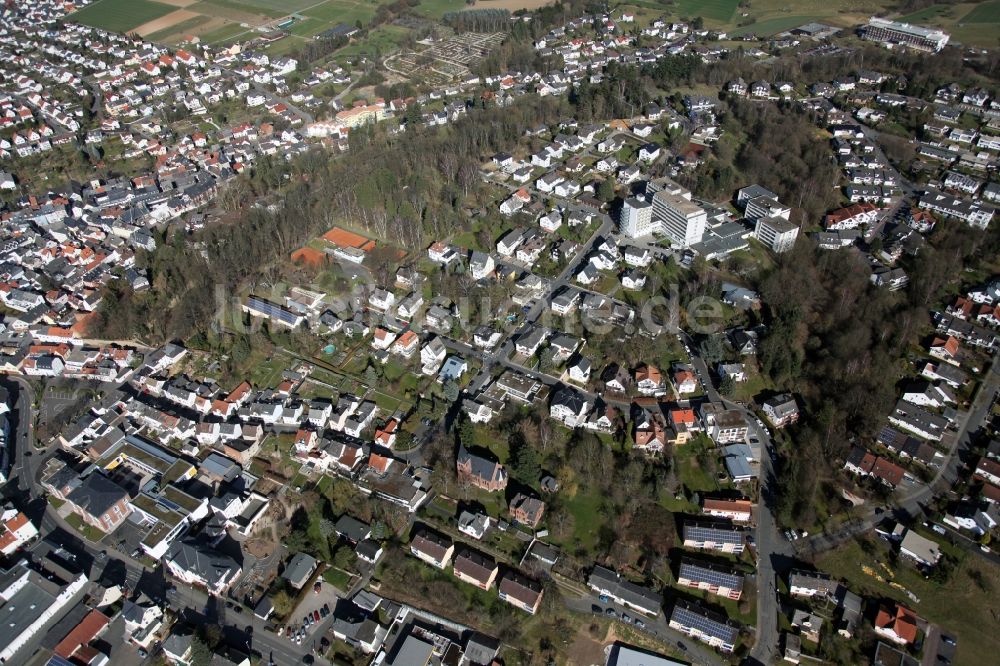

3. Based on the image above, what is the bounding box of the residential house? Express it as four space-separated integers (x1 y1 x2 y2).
549 386 590 428
165 541 242 595
635 364 666 395
900 530 942 567
672 369 697 395
762 394 799 428
677 559 744 600
456 445 508 491
509 493 546 529
702 497 753 523
458 511 491 540
669 601 739 653
874 603 918 646
682 521 745 554
789 569 837 598
452 548 499 590
791 609 824 644
410 527 455 569
587 566 663 617
498 571 544 614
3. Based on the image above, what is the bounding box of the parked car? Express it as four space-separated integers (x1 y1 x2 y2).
313 609 321 622
605 608 617 618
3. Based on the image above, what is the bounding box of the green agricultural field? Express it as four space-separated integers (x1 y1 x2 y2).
675 0 738 23
302 0 380 25
241 0 325 12
68 0 175 33
196 0 286 19
732 15 820 36
962 0 1000 23
891 2 1000 46
897 4 957 23
416 0 469 19
145 14 212 43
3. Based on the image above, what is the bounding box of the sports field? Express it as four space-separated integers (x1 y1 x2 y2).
69 0 176 33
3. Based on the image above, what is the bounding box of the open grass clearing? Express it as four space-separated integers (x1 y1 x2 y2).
675 0 738 23
817 537 1000 666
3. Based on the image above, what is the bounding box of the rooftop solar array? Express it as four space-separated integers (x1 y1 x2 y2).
246 297 300 326
671 602 739 643
678 560 744 591
683 521 745 544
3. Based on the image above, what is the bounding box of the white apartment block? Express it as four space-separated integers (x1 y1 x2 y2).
754 215 799 253
618 197 654 238
651 189 706 247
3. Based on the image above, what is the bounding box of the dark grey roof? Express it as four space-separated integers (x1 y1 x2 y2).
335 515 371 543
168 541 241 587
282 552 318 584
66 472 129 518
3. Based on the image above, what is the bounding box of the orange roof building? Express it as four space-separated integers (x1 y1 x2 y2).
368 453 393 474
53 609 110 662
875 604 918 645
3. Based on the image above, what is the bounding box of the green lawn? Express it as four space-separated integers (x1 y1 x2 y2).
553 488 605 553
322 566 354 591
240 0 323 12
962 1 1000 23
249 352 291 388
817 538 1000 666
676 0 738 23
674 436 723 495
69 0 175 33
64 512 106 543
336 24 411 58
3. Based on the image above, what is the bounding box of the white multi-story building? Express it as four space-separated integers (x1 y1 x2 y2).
862 17 950 53
651 190 706 247
754 215 799 253
617 197 654 238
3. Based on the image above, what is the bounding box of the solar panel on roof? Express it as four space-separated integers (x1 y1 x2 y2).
679 561 743 590
672 604 739 642
684 523 744 544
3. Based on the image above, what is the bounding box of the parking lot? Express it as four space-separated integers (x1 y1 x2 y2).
278 576 340 645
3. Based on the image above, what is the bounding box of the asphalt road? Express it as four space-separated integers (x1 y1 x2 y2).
795 351 1000 559
678 332 792 663
562 592 726 666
